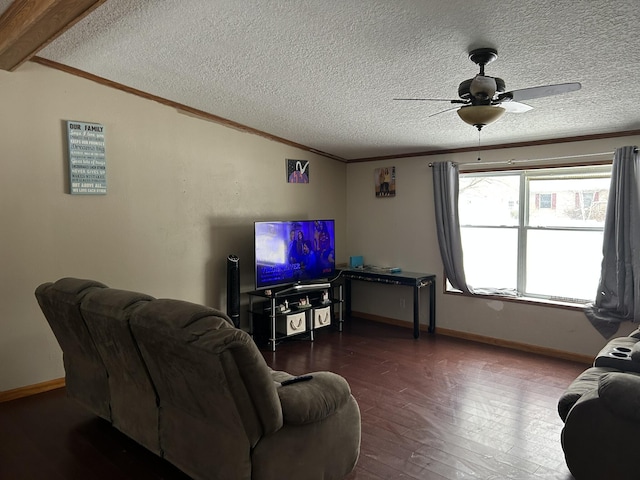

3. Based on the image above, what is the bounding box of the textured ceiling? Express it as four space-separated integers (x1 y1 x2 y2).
5 0 640 160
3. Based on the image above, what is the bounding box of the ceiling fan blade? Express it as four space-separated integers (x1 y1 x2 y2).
501 82 581 102
393 98 464 102
501 101 533 113
428 106 460 118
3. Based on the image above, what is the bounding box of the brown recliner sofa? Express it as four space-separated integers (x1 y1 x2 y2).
35 278 111 420
36 278 361 480
558 328 640 480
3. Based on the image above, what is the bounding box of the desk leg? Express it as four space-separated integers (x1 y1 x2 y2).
249 296 254 337
428 281 436 333
345 278 352 317
413 285 420 339
270 297 277 352
338 283 344 331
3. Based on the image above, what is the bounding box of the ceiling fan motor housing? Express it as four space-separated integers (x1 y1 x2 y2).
458 77 505 101
459 47 505 103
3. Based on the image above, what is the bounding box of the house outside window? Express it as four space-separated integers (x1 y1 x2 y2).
453 164 611 304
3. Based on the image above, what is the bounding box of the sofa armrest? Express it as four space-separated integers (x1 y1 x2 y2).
598 371 640 421
558 367 618 422
275 371 352 425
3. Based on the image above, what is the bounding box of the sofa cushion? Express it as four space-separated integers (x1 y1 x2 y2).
558 366 618 422
80 288 159 453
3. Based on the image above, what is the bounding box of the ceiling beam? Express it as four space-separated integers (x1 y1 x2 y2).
0 0 106 71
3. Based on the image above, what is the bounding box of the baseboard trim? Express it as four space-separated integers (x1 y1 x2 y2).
0 378 65 403
351 311 592 365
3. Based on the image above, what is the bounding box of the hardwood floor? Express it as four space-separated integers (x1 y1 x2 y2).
0 317 586 479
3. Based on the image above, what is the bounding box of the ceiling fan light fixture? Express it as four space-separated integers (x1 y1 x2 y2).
457 105 505 130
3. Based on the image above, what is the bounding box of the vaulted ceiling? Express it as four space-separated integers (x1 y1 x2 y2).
2 0 639 162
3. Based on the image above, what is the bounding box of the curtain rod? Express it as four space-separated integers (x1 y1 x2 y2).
427 149 638 167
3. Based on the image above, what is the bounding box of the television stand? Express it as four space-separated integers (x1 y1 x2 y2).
247 281 343 351
277 281 332 296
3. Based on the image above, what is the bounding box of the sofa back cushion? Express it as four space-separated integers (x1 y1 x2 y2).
35 278 111 420
130 298 282 480
80 288 159 453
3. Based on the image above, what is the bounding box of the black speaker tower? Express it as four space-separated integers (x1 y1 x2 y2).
226 254 240 327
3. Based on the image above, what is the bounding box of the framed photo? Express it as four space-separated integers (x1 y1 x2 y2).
374 166 395 197
287 159 309 183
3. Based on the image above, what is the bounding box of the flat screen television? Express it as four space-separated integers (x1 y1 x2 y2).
254 219 336 290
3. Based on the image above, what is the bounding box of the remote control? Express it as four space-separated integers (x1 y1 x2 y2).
280 375 313 386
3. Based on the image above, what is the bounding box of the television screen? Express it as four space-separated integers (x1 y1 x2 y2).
255 219 336 289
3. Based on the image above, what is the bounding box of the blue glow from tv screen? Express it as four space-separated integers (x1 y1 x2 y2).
255 219 335 289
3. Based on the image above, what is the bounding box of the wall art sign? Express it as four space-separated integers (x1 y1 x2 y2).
67 120 106 195
287 159 309 183
374 166 396 197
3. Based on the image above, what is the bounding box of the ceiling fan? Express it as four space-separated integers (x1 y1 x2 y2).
395 48 581 131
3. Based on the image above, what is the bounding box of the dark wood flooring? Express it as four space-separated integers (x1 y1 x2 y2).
0 317 586 479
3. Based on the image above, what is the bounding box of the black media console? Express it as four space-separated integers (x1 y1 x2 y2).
247 282 343 352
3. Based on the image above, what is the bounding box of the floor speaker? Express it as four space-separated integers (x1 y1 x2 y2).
226 254 240 327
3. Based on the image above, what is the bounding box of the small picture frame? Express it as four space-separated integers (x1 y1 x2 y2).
287 159 310 183
375 166 396 197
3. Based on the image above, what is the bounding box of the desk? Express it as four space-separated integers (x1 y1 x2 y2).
341 269 436 338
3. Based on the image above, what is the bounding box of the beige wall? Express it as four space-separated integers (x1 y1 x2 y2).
2 61 639 393
0 62 346 391
346 136 640 359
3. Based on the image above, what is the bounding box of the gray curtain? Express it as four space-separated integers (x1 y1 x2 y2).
585 146 640 338
432 161 472 294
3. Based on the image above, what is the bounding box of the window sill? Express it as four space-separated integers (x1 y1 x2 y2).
444 289 588 312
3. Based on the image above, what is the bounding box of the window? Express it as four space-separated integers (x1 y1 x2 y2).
455 165 611 303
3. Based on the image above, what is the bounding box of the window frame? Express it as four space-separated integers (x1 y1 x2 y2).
447 161 612 308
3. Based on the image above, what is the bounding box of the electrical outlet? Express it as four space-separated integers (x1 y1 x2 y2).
400 298 406 309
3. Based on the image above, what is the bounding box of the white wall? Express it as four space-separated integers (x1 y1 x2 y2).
346 136 640 358
0 62 346 391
